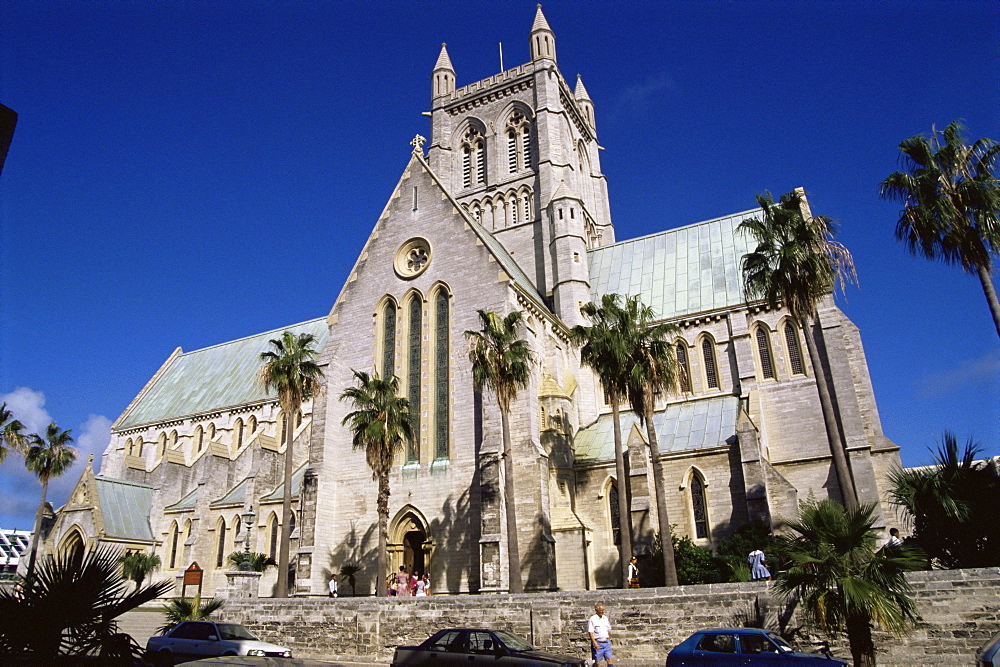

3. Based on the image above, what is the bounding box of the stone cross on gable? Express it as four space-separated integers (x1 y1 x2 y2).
410 134 426 156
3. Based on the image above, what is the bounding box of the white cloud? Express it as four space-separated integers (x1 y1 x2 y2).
0 388 112 529
916 349 1000 400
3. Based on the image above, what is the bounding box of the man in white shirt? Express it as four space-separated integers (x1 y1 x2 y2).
587 603 613 665
328 573 338 598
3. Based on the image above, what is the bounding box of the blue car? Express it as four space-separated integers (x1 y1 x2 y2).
667 628 847 666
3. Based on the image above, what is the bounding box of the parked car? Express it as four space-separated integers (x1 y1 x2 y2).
978 630 1000 666
146 621 292 664
393 628 585 665
667 628 847 666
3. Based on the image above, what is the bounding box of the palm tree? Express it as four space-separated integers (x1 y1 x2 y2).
619 295 681 586
879 120 1000 337
888 432 999 569
570 294 635 588
740 190 859 510
0 402 25 463
775 499 923 667
465 309 535 594
258 330 324 597
121 551 161 591
339 563 361 596
24 422 77 581
0 545 172 663
340 370 414 597
156 597 226 635
226 551 277 572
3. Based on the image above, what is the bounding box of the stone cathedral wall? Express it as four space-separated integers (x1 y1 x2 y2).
216 567 1000 665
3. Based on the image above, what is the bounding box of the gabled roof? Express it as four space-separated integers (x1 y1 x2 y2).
115 318 329 429
211 476 252 508
574 395 739 465
93 476 155 541
588 209 758 320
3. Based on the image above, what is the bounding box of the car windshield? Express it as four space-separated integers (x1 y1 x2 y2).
766 632 792 651
493 631 534 652
216 624 258 641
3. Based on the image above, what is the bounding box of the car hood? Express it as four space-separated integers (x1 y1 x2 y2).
225 639 290 652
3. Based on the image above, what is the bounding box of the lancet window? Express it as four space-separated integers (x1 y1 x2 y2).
406 297 422 463
784 321 804 375
691 474 709 539
609 481 621 546
461 126 486 189
505 109 532 174
702 337 719 389
434 290 450 459
676 342 692 392
382 301 397 378
756 327 775 379
216 518 227 567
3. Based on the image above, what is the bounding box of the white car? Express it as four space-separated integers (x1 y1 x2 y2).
146 620 292 664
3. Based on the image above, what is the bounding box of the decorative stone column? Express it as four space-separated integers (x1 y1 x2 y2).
216 570 262 599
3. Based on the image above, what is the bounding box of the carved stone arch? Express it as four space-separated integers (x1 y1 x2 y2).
599 474 622 547
388 505 432 577
428 280 453 299
59 525 87 566
680 466 711 541
497 100 534 128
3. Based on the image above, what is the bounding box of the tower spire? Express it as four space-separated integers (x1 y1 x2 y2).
432 43 456 99
574 74 596 130
529 5 556 62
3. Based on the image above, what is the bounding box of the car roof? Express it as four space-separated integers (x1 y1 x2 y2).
695 628 773 634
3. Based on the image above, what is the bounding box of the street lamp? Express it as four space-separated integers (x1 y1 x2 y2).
239 505 256 571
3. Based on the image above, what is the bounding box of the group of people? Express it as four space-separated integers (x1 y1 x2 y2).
388 565 430 597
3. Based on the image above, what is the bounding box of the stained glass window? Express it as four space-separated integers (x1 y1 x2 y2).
407 298 421 463
702 338 719 389
691 476 708 539
434 291 450 459
610 482 621 545
785 322 804 375
382 301 396 378
756 327 775 379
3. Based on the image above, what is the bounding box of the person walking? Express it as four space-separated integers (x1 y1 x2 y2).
395 565 411 597
328 573 338 598
587 603 613 666
748 549 771 581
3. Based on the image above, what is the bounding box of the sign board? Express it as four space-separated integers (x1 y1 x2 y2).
183 562 203 586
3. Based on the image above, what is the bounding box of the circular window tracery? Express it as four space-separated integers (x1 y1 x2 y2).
394 237 432 279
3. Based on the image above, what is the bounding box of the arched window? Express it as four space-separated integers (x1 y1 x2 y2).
233 418 244 451
169 430 178 449
504 109 531 173
207 423 215 442
232 515 242 550
609 481 621 546
406 297 422 463
169 521 179 568
268 513 279 561
522 192 531 223
125 437 133 455
216 518 227 568
702 338 719 390
434 289 450 459
691 475 709 539
382 301 397 378
676 342 692 392
247 416 257 436
195 426 204 453
461 126 486 188
157 432 167 458
784 321 805 375
756 327 775 379
509 197 519 225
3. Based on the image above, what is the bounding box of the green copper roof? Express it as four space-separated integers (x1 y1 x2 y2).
116 318 329 429
588 209 758 320
260 463 307 502
164 487 197 512
574 395 739 465
94 476 154 541
211 476 252 508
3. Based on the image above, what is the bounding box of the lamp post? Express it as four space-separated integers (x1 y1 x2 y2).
239 506 256 571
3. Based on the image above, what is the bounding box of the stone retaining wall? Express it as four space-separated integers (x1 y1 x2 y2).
218 567 1000 665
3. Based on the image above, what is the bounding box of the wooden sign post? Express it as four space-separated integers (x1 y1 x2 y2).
181 561 204 602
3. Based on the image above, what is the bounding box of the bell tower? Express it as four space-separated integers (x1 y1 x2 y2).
427 6 615 322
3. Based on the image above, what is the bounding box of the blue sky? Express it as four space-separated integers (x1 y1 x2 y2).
1 1 997 530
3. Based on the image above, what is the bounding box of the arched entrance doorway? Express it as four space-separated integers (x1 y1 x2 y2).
60 528 86 570
388 507 431 579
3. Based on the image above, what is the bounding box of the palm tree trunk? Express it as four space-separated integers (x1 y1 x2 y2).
803 317 858 511
644 392 678 586
276 406 295 597
975 263 1000 338
845 613 876 667
25 477 49 580
500 408 523 594
377 472 389 597
611 395 633 588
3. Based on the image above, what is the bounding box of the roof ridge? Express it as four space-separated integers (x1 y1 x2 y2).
589 207 759 253
177 316 328 357
94 476 155 489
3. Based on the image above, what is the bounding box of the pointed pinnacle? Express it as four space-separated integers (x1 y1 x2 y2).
574 74 592 101
434 43 454 71
531 4 552 33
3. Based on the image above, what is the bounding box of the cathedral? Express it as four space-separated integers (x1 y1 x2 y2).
43 7 901 596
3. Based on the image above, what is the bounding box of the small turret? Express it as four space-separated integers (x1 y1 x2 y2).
529 5 556 62
574 74 595 130
432 43 455 99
